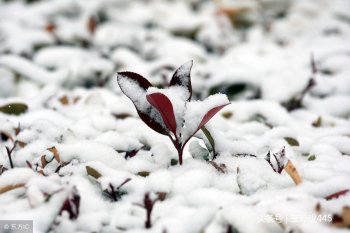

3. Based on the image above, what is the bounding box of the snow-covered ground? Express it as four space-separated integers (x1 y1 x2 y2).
1 0 350 232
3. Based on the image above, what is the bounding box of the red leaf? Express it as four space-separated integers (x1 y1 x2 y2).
169 61 193 101
147 93 177 136
325 189 349 200
117 72 152 91
197 104 230 131
59 187 80 220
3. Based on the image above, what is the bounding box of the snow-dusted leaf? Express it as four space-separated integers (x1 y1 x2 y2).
182 94 230 142
117 72 169 135
117 72 152 92
147 93 177 136
169 60 193 101
197 103 230 131
59 187 80 220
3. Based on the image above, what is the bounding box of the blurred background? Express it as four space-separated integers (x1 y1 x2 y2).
0 0 350 114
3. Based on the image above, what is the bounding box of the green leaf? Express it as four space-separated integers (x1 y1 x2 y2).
308 155 316 161
170 159 178 166
201 126 215 154
0 103 28 115
284 137 299 146
86 166 102 179
137 171 150 177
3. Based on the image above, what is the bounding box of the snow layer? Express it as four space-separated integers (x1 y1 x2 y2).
1 0 350 233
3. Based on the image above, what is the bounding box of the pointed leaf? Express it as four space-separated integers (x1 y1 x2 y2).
169 61 193 101
147 93 177 136
197 103 230 131
117 72 168 135
118 72 152 91
201 126 216 156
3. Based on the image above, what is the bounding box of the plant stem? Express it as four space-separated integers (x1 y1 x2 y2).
178 147 183 165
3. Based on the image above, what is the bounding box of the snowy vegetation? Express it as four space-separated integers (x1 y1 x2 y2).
0 0 350 233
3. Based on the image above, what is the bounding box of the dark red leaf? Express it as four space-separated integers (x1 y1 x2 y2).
147 93 177 136
169 61 193 101
197 104 230 131
117 72 169 135
138 111 169 135
59 187 80 220
117 72 152 91
325 189 349 200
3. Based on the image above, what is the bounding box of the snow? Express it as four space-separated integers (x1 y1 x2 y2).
182 94 230 142
1 0 350 233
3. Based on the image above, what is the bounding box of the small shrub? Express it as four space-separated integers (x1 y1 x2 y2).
117 61 230 165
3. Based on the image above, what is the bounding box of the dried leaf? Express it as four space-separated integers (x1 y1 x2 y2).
0 184 25 194
137 171 150 177
222 111 233 119
0 103 28 115
113 113 132 119
0 165 8 175
332 206 350 228
312 116 322 127
45 23 56 33
86 166 102 179
284 160 302 185
157 192 167 201
41 155 48 168
325 189 349 200
59 96 69 105
48 147 60 162
87 16 97 35
284 137 299 146
208 161 226 173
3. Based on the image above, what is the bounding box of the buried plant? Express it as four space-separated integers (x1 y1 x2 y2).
117 61 230 165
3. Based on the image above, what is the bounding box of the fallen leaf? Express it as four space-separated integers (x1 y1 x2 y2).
332 206 350 228
86 166 102 179
157 192 167 201
312 116 322 127
48 147 60 162
45 23 56 33
284 160 302 185
59 96 69 105
137 171 150 177
0 184 25 194
0 103 28 115
284 137 299 146
325 189 349 200
208 161 226 173
222 111 233 119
